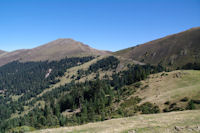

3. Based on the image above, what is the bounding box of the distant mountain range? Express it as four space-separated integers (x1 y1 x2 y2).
0 27 200 68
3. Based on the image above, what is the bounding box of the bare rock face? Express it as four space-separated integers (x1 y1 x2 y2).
0 39 110 66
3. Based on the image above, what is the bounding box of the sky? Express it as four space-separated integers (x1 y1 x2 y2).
0 0 200 52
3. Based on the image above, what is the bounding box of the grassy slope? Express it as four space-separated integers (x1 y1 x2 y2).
114 27 200 68
133 70 200 110
31 110 200 133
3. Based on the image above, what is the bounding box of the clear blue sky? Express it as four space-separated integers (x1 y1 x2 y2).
0 0 200 52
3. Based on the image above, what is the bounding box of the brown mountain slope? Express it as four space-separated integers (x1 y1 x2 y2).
115 27 200 68
0 39 110 66
0 50 6 54
0 50 7 57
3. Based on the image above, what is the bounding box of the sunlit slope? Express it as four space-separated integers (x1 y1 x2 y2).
31 70 200 133
0 39 110 66
134 70 200 110
31 110 200 133
114 27 200 68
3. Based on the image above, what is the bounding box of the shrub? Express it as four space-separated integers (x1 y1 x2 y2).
170 107 184 111
186 100 195 110
134 82 142 88
180 97 188 102
192 100 200 104
141 85 149 90
163 108 169 112
169 103 176 109
140 102 160 114
164 101 170 105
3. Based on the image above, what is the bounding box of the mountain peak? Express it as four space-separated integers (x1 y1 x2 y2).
0 39 110 66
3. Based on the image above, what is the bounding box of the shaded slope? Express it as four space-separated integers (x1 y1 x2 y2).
0 39 110 66
115 27 200 68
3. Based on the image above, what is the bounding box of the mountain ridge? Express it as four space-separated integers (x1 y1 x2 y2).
0 50 7 56
114 27 200 68
1 27 200 68
0 38 110 66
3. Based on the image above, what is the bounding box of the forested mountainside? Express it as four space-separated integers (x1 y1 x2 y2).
115 27 200 69
0 55 199 133
0 55 164 132
0 56 94 132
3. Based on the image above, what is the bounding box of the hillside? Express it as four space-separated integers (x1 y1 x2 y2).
27 69 200 133
0 38 110 66
115 27 200 69
0 50 6 54
0 28 200 133
2 62 199 133
0 50 7 57
31 110 200 133
0 55 168 132
124 70 200 112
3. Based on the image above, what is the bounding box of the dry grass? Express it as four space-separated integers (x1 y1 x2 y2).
133 70 200 110
10 94 24 101
31 110 200 133
114 27 200 68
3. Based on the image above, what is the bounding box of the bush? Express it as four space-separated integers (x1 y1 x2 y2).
186 100 196 110
163 108 169 112
169 103 176 109
134 82 142 88
170 107 184 111
139 102 160 114
141 85 149 90
180 97 188 102
192 100 200 104
164 101 170 105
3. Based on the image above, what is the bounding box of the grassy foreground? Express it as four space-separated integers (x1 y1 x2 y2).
31 110 200 133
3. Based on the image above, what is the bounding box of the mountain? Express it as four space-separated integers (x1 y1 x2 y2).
0 50 6 54
0 50 6 56
115 27 200 68
0 38 110 66
0 28 200 133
